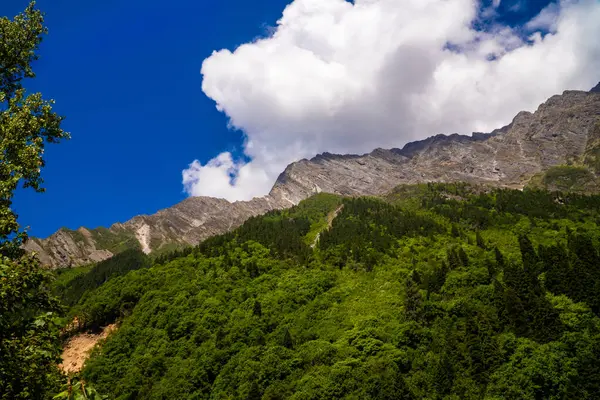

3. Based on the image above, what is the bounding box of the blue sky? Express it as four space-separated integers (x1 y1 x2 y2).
4 0 598 238
4 0 290 237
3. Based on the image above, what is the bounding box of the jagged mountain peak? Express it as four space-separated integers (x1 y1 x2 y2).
26 86 600 268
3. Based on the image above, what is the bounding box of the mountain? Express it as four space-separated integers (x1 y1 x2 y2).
271 88 600 201
26 84 600 268
25 196 290 268
60 183 600 399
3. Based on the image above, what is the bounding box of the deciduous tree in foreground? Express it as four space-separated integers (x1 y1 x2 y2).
0 2 69 398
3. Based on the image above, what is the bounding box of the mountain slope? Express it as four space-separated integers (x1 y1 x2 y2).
59 184 600 399
25 196 288 268
27 84 600 268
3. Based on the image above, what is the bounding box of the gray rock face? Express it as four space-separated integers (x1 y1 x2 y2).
25 195 288 268
26 86 600 268
271 89 600 201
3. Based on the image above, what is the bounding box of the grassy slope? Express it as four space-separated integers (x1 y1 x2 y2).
527 165 599 193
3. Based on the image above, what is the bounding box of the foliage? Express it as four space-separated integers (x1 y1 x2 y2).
0 1 69 257
319 196 444 269
53 183 600 399
0 2 69 399
528 165 599 193
0 254 63 398
53 264 92 290
54 249 150 308
53 378 106 400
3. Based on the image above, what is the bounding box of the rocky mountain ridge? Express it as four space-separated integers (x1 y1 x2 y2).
26 84 600 268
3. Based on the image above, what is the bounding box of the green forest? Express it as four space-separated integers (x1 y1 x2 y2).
53 184 600 399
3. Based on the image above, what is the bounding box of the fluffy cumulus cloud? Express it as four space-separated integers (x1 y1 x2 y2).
183 0 600 200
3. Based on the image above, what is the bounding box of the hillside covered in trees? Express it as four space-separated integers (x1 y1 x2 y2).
55 184 600 399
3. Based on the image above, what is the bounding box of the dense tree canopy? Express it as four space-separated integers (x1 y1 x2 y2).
52 184 600 399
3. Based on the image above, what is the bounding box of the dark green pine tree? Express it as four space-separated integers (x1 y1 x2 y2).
528 296 563 343
494 247 505 271
492 279 507 325
447 248 460 270
486 259 496 282
573 339 600 397
451 224 460 238
506 248 542 300
245 381 261 400
568 233 599 268
404 274 423 321
282 327 294 349
464 313 500 384
412 270 422 286
246 260 258 278
540 244 570 295
215 327 226 349
567 233 600 313
504 248 562 341
519 235 540 276
253 300 262 317
502 287 529 337
427 261 449 296
434 353 455 396
458 247 469 267
476 231 486 249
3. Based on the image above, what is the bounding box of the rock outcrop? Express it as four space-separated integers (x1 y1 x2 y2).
26 84 600 268
271 88 599 201
25 196 288 268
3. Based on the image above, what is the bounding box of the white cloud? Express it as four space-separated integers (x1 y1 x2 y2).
182 152 271 200
526 2 561 32
183 0 600 201
509 1 524 12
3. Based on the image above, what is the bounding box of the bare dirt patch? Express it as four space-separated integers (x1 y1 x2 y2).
59 324 117 374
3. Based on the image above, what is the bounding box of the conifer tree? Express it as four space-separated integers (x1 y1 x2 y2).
404 274 423 321
567 233 600 313
451 224 460 238
476 231 486 249
253 300 262 317
282 327 294 349
427 261 450 295
458 247 469 267
447 248 460 270
245 381 261 400
503 287 529 336
215 327 226 349
540 244 570 295
494 247 505 270
412 270 422 285
518 235 539 274
486 260 496 281
492 279 507 322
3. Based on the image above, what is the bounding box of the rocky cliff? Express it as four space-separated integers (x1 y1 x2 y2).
26 85 600 268
271 88 600 202
25 196 289 268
